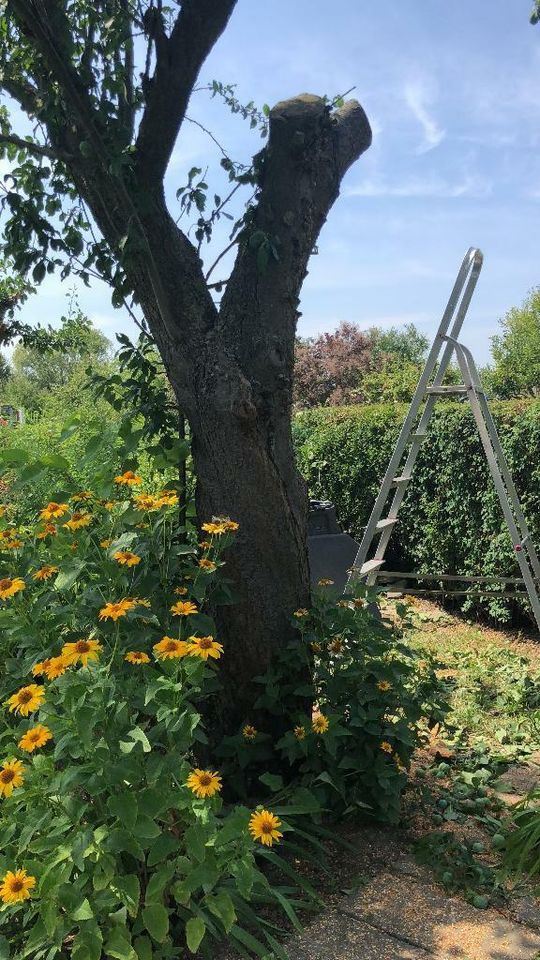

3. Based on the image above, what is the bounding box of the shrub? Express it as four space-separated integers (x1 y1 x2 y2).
294 400 540 624
0 481 309 958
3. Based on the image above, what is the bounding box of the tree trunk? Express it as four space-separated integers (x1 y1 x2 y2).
187 390 310 728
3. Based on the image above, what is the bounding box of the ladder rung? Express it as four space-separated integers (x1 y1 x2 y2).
376 518 398 530
425 385 468 395
392 474 411 485
359 559 385 575
412 431 427 440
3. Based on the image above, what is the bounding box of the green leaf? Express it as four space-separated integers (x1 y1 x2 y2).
259 772 284 792
105 927 137 960
142 904 169 943
72 926 103 960
205 891 236 933
113 875 140 918
147 833 179 866
185 823 208 863
120 727 151 754
186 917 205 954
0 447 28 464
133 936 153 960
71 898 94 921
108 793 138 830
54 560 86 592
0 935 10 959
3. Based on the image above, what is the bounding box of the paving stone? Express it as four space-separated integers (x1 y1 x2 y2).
506 894 540 930
291 909 432 960
343 871 540 960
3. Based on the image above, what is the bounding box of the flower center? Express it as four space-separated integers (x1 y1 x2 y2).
165 640 178 651
0 579 12 589
199 773 212 786
261 821 273 834
18 691 33 704
0 769 15 783
199 637 212 649
29 732 40 742
75 641 90 653
10 879 24 892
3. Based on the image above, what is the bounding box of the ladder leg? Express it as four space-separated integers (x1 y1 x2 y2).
452 350 540 631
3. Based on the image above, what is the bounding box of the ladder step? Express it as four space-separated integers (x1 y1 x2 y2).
425 385 468 395
376 518 398 530
359 559 385 575
412 431 427 440
392 474 411 485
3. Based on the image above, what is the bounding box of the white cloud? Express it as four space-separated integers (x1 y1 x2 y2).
404 80 446 153
346 173 492 200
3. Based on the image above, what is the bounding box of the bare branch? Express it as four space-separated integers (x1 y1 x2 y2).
135 0 237 184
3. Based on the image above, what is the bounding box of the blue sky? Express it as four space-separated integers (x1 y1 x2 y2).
7 0 540 363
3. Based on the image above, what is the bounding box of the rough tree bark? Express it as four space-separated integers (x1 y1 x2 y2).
2 1 371 725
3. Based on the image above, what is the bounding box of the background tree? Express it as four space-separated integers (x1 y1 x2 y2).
293 321 429 408
4 296 111 413
489 287 540 398
0 2 371 722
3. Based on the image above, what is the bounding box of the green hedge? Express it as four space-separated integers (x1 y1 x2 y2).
293 400 540 624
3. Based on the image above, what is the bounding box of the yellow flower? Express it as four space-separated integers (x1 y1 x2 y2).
102 500 115 511
71 490 93 502
31 659 50 677
125 651 150 664
100 539 113 549
113 550 141 567
0 869 36 904
0 505 5 516
318 578 335 586
6 684 44 716
61 639 102 667
201 522 227 536
293 608 309 618
18 724 53 753
198 558 216 572
221 519 239 531
130 596 151 608
294 725 306 740
311 642 322 654
249 809 283 847
133 493 160 511
174 586 188 596
170 600 198 617
153 636 190 660
353 598 365 609
336 599 350 608
114 470 142 486
394 752 406 772
40 502 69 520
380 741 393 754
243 724 257 741
36 522 57 539
329 637 344 655
377 680 392 692
98 599 135 621
63 511 92 531
186 768 222 799
0 528 18 541
0 759 24 798
32 565 58 582
42 655 70 680
0 577 25 600
187 636 224 660
198 540 211 551
157 490 178 506
312 714 329 734
1 539 22 550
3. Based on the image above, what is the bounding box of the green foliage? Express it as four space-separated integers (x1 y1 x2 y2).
490 288 540 398
502 790 540 879
218 588 447 825
415 832 496 907
294 400 540 624
3 297 111 414
368 323 428 365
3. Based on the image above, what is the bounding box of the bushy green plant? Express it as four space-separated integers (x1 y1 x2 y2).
294 400 540 624
219 588 446 824
0 480 316 959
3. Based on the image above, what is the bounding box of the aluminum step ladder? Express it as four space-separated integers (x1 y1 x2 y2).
347 246 540 632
